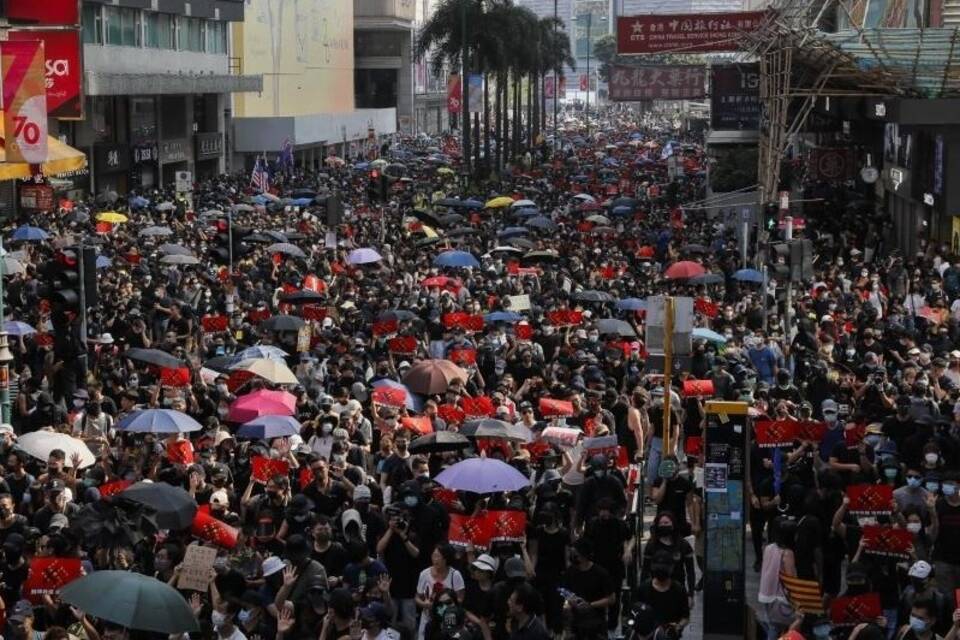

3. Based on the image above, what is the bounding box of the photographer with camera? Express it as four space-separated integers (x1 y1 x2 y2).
378 503 421 638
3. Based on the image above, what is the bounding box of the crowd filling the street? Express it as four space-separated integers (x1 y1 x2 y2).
0 107 958 640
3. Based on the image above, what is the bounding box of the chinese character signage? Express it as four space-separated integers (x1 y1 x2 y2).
617 11 767 54
609 65 706 101
710 63 761 130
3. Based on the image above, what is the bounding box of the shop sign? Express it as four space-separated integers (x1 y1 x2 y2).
159 139 190 164
6 0 79 26
710 63 760 130
608 65 706 101
95 143 130 173
194 132 223 160
617 11 768 54
19 184 54 211
133 144 159 164
8 29 83 120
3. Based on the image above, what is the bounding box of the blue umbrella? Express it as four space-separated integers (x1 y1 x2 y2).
371 379 423 412
354 162 370 170
498 227 529 238
117 409 203 434
290 197 313 207
689 273 724 285
485 311 523 323
95 255 112 269
693 328 728 344
617 298 646 311
252 194 270 205
525 216 557 231
237 345 289 361
128 195 150 210
460 199 484 210
434 250 480 269
347 248 383 265
512 208 540 218
11 226 49 242
3 321 35 336
733 268 764 283
236 415 302 440
612 205 634 217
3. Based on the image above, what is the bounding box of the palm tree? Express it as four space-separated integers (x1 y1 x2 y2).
537 16 574 147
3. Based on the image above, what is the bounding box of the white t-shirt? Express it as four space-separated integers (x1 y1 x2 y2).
416 567 465 639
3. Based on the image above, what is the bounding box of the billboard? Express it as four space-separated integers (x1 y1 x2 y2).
447 74 461 114
1 41 49 164
233 0 354 117
710 63 760 130
9 30 83 120
609 65 706 101
6 0 80 26
617 11 767 54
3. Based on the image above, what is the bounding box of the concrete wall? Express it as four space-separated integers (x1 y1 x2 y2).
233 108 398 152
83 43 229 78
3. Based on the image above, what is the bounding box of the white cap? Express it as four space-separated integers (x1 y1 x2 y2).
908 560 932 579
262 556 285 577
210 490 229 507
471 553 499 573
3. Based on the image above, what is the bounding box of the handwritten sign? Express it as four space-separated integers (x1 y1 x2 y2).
177 544 218 591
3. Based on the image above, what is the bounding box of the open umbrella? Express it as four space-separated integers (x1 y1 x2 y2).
227 389 297 422
664 260 706 280
689 273 724 285
572 290 615 303
460 419 530 442
347 248 383 265
525 216 558 232
692 327 728 344
237 345 288 361
485 196 514 209
279 290 325 304
371 379 423 412
233 358 299 385
59 571 200 634
485 311 523 323
237 415 302 440
585 214 611 225
433 250 480 269
511 199 537 208
159 254 201 265
435 457 531 493
266 243 306 258
139 226 173 237
96 211 129 224
156 201 176 212
16 432 95 468
402 359 468 395
158 243 193 256
116 409 203 434
124 348 185 369
1 257 25 275
11 225 49 242
261 315 306 332
596 318 636 337
3 321 35 336
616 298 646 311
409 431 471 453
733 268 764 283
119 482 197 530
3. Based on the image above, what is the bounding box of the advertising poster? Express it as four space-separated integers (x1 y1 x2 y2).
1 40 49 164
8 30 82 119
710 63 761 130
617 12 767 54
609 65 706 101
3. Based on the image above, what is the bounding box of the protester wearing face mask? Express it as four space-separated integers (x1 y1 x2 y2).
896 466 933 512
931 473 960 595
897 598 942 640
632 550 689 637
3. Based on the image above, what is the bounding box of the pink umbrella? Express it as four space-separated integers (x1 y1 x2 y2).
664 260 706 280
227 389 296 423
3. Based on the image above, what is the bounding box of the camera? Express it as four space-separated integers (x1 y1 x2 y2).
873 373 884 385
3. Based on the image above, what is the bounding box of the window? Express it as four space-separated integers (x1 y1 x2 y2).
145 12 175 49
179 17 204 52
82 4 102 45
105 7 140 47
104 6 122 45
206 21 227 54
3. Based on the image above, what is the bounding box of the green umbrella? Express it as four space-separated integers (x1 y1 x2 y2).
59 571 200 634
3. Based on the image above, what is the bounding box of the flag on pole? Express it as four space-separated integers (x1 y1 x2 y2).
250 154 270 192
279 137 294 174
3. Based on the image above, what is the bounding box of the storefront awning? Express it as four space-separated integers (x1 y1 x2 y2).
0 114 87 181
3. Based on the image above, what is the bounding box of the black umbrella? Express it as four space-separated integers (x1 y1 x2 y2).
522 250 561 263
280 290 325 304
204 355 243 372
572 290 615 303
119 481 197 530
246 233 276 243
415 236 443 247
124 348 185 369
435 198 465 207
411 209 441 226
506 237 536 250
682 244 708 254
379 309 419 322
409 431 470 453
596 318 637 337
438 213 466 226
446 227 479 237
261 315 306 332
461 419 531 442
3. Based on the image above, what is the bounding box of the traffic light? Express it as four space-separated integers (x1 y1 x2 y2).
763 203 778 231
44 246 98 329
790 239 814 282
769 243 790 281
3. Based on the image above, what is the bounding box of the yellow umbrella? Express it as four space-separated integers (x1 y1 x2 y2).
485 196 514 209
422 225 439 238
96 212 129 224
234 358 299 385
0 111 87 180
436 167 454 175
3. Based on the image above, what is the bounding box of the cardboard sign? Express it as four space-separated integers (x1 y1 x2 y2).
177 544 218 592
160 367 191 388
829 592 882 626
443 313 484 332
449 348 477 367
795 421 827 443
515 322 533 340
861 525 913 558
227 369 256 393
296 325 312 353
583 435 630 469
300 305 328 322
247 309 271 323
251 456 290 483
845 484 893 515
547 310 583 327
507 294 531 311
166 439 194 465
489 510 526 543
844 423 867 447
201 315 229 333
539 397 574 418
373 319 398 337
541 426 582 448
24 557 82 603
682 379 715 397
755 420 797 448
448 512 495 550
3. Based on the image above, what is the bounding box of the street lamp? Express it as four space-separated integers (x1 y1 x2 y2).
0 332 13 425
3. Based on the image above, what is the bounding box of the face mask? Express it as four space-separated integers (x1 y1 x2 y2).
211 610 227 627
216 384 229 394
587 334 599 342
865 435 881 448
906 476 922 488
884 468 898 480
906 522 923 534
404 496 419 508
659 525 674 538
321 425 333 436
813 624 832 639
73 399 85 409
925 482 939 493
924 453 939 465
238 609 252 625
909 616 929 633
943 483 957 496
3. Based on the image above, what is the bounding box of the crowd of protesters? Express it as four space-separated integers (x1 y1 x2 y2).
0 109 955 640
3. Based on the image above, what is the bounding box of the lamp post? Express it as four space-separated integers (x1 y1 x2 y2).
553 0 559 151
0 239 12 424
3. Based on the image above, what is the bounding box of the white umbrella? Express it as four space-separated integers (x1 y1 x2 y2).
511 199 536 208
17 432 95 468
233 358 299 385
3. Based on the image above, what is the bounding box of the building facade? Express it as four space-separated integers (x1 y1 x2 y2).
69 0 260 195
355 0 416 134
414 0 449 135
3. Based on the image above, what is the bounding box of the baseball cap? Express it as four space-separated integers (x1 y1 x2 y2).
9 600 33 623
908 560 932 579
360 601 389 624
821 399 838 416
503 556 526 579
48 513 69 531
210 490 230 507
262 556 285 577
353 485 372 502
471 554 499 574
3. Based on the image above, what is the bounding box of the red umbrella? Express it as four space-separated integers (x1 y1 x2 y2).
421 276 462 289
637 245 655 258
402 359 468 395
664 260 706 280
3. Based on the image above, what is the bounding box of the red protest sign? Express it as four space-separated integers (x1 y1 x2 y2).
98 479 133 499
160 367 191 388
515 323 533 340
191 506 238 549
372 387 407 408
227 369 255 393
489 510 527 543
433 487 459 510
448 513 495 550
442 312 469 329
298 467 314 490
247 308 271 323
461 396 496 418
682 379 715 397
400 416 433 435
388 336 418 355
373 319 398 337
547 310 583 327
845 484 893 515
437 404 465 425
251 456 290 483
694 298 719 318
463 314 484 332
539 397 574 418
24 557 82 603
95 221 113 234
166 440 194 465
844 423 867 447
201 315 229 333
449 348 477 367
795 421 827 443
861 525 913 558
754 420 797 448
300 305 328 322
829 592 882 626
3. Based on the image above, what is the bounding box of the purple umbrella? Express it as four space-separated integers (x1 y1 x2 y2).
237 415 302 440
347 248 382 265
116 409 203 434
435 457 531 494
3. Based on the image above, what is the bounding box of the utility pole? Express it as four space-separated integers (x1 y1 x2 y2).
585 11 592 137
553 0 559 151
783 216 793 339
662 296 674 455
0 237 12 425
461 0 471 173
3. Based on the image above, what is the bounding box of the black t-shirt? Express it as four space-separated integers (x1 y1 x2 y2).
932 499 960 564
794 514 823 580
584 516 631 573
561 562 614 603
653 476 693 534
312 542 349 579
633 580 690 625
464 577 496 619
881 416 916 451
381 532 421 599
529 526 568 581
